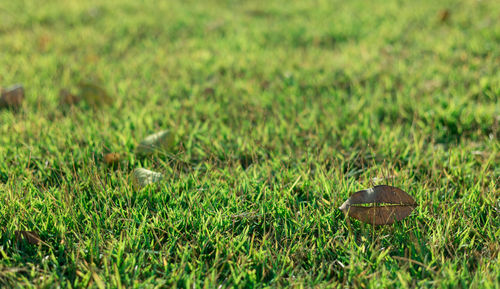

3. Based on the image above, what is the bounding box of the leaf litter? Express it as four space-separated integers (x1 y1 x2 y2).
132 168 163 189
339 185 417 225
103 152 121 166
77 80 113 108
0 84 24 109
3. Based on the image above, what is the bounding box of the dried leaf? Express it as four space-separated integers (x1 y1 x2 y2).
15 230 41 245
339 185 417 225
438 9 450 22
103 152 121 166
132 168 163 189
59 89 80 106
203 87 215 96
77 81 113 107
37 34 51 51
136 130 175 155
0 84 24 109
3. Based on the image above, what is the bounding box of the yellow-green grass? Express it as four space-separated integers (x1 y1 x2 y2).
0 0 498 287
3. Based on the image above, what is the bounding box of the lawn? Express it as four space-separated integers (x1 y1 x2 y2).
0 0 499 287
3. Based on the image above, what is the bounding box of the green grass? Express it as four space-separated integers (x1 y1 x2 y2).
0 0 499 287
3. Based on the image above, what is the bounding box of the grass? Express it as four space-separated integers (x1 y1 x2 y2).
0 0 499 287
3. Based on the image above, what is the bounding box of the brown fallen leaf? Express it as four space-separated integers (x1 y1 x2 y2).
260 80 270 89
438 9 450 22
104 152 121 166
203 87 215 96
77 80 113 108
339 185 417 225
37 34 51 51
0 84 24 109
15 230 41 245
59 89 80 106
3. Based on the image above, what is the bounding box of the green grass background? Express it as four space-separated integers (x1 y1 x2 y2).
0 0 499 287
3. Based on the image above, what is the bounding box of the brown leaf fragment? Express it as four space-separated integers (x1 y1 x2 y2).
438 9 450 22
203 87 215 96
15 230 41 245
77 81 113 108
0 84 24 109
60 89 80 106
339 185 417 225
104 152 121 166
342 205 415 225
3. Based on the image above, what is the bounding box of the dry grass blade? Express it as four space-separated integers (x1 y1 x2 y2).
339 185 417 225
15 230 41 245
92 271 106 289
392 256 437 274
